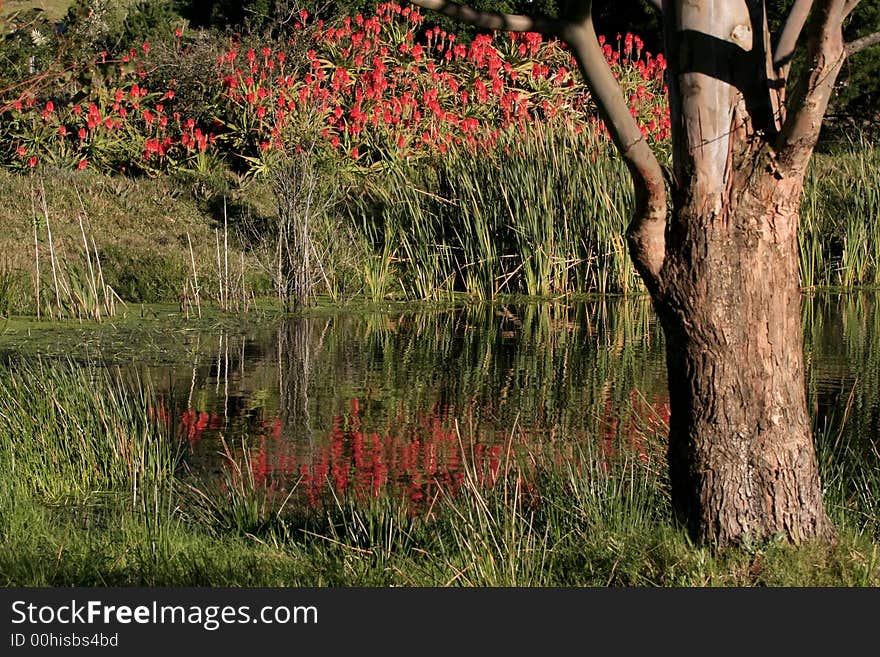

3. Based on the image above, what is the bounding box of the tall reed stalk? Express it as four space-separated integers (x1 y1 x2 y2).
347 124 640 300
800 144 880 288
27 180 123 321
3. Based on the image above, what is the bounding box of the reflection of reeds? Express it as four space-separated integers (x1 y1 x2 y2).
805 292 880 542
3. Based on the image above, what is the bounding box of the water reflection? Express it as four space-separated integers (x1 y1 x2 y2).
147 300 670 505
118 293 880 509
804 292 880 460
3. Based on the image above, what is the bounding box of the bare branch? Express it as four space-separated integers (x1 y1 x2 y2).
846 30 880 55
777 0 848 176
407 0 561 35
562 11 667 291
773 0 813 69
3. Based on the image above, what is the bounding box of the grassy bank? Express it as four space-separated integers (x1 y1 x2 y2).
0 358 876 586
0 167 279 317
2 137 879 318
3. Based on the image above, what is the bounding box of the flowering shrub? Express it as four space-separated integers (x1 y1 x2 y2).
1 37 210 174
1 4 670 178
213 3 669 174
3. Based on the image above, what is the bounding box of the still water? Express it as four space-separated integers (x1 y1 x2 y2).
117 293 877 508
5 293 877 509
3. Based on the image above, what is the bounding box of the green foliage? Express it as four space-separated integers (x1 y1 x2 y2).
349 125 642 300
0 262 31 317
800 144 880 288
836 2 880 119
61 0 129 58
177 0 281 30
0 8 63 89
116 0 182 50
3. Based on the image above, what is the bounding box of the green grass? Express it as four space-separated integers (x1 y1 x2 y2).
0 168 277 315
0 358 876 587
349 125 641 301
2 136 879 317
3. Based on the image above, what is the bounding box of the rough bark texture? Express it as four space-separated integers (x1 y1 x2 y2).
654 0 837 545
657 162 834 544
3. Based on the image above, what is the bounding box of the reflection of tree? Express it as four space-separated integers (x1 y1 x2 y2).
276 316 331 448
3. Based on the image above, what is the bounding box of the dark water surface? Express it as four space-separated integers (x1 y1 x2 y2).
5 293 879 508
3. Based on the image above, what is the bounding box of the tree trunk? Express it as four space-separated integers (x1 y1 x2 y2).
656 161 835 545
407 0 854 547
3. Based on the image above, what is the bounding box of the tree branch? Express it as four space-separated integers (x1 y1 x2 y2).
411 0 667 292
846 30 880 55
561 10 667 292
777 0 848 177
407 0 562 35
773 0 813 69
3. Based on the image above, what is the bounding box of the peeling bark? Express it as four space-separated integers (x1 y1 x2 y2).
657 0 837 544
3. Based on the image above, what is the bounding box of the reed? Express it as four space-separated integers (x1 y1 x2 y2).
0 360 179 508
28 180 124 321
347 124 641 301
800 145 880 289
182 232 203 318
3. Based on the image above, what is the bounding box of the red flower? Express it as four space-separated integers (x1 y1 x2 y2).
77 159 88 171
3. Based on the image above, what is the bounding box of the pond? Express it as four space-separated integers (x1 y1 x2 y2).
3 292 878 513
